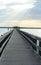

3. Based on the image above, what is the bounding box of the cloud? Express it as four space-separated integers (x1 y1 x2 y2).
0 0 36 22
0 0 36 4
0 0 36 10
0 0 35 10
0 8 14 22
15 0 41 20
29 0 41 19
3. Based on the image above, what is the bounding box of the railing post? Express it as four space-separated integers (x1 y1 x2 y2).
36 40 39 54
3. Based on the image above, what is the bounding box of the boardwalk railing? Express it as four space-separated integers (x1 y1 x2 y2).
0 30 13 56
18 30 41 57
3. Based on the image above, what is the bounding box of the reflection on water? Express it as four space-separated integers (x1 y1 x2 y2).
20 29 41 38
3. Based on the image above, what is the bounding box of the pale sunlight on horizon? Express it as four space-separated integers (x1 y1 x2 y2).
0 20 41 28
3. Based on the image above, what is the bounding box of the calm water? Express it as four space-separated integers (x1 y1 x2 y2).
20 29 41 38
0 28 41 38
0 28 10 36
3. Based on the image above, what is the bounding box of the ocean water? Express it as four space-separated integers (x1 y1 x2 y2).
0 28 41 38
20 29 41 38
0 28 10 36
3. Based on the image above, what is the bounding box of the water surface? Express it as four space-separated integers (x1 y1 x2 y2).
0 28 9 37
20 29 41 38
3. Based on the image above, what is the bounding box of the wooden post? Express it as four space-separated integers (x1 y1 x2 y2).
36 40 39 54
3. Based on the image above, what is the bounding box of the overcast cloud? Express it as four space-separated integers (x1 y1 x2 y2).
0 0 41 22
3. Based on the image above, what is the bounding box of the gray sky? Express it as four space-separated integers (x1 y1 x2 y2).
0 0 41 23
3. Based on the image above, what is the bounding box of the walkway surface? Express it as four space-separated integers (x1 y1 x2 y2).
0 29 41 65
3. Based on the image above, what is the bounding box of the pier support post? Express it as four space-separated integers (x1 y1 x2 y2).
36 40 39 54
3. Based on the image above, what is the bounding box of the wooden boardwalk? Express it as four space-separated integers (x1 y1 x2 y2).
0 29 41 65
